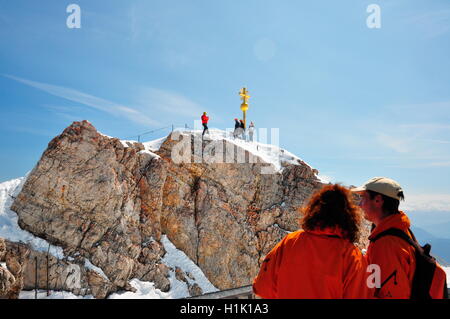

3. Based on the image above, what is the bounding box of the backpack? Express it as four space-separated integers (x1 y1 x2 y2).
370 228 448 299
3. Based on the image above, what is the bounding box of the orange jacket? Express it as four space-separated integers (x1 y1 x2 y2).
252 228 369 299
366 211 416 299
366 211 447 299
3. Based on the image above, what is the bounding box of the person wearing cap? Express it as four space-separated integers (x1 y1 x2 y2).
354 177 447 299
352 177 418 298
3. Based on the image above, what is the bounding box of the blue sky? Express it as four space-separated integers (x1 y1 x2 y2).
1 0 450 211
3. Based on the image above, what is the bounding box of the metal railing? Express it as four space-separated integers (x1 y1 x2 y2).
188 285 254 299
188 285 450 299
122 124 192 143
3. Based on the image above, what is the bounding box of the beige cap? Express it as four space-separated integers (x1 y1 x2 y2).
352 177 404 200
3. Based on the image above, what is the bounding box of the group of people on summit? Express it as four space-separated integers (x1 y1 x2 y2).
252 177 448 299
233 118 255 141
201 112 255 141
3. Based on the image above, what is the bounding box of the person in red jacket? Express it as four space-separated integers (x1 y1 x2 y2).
253 184 370 299
201 112 209 136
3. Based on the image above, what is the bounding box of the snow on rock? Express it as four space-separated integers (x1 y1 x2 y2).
173 128 317 174
113 128 318 175
317 174 333 184
84 258 109 281
0 175 64 256
143 136 168 152
138 149 161 159
2 175 215 299
108 235 218 299
119 139 140 148
118 137 162 161
160 235 218 294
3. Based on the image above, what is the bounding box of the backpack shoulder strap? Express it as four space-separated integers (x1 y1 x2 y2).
370 228 419 249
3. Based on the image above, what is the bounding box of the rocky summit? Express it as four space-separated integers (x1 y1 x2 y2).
7 120 348 298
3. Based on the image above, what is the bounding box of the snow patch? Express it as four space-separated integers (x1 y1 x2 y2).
139 149 160 159
98 132 114 139
19 290 94 299
174 129 316 174
120 140 139 148
161 235 218 294
142 136 167 152
109 235 218 299
0 175 64 256
317 174 333 184
84 258 109 281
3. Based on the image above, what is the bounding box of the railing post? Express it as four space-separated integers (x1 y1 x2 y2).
35 256 38 299
46 244 50 296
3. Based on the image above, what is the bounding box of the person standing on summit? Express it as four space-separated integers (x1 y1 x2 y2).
239 119 245 139
201 112 209 136
233 118 242 139
248 121 255 142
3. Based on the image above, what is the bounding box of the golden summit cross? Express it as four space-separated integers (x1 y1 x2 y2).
239 87 250 129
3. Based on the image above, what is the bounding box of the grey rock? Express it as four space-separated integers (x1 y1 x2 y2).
9 120 365 297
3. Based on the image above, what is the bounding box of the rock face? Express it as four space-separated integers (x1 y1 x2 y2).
0 238 16 297
0 237 118 298
10 120 329 297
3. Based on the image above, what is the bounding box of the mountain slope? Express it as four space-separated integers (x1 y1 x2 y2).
5 120 326 298
1 176 218 299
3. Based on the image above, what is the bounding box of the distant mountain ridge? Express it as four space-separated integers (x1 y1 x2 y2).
411 226 450 266
407 210 450 240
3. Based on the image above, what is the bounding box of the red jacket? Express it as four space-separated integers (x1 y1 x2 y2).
201 115 209 124
253 228 370 299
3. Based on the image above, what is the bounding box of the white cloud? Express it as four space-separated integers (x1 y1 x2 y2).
375 133 412 153
427 161 450 168
4 74 208 131
403 10 450 39
401 193 450 212
3 74 160 127
136 87 205 118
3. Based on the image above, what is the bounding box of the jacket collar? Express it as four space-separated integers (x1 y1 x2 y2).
305 226 345 239
368 211 411 240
